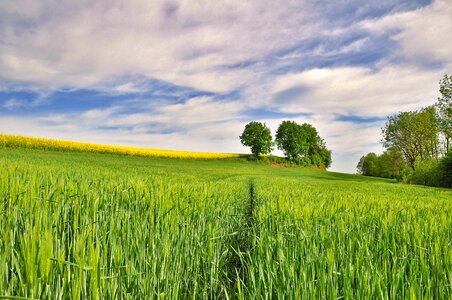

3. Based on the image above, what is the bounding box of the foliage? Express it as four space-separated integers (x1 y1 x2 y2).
239 122 273 156
275 120 305 160
275 120 331 167
436 74 452 153
361 74 452 187
439 150 452 187
310 142 332 168
399 165 414 184
357 149 406 179
410 158 442 187
0 147 451 298
378 148 406 178
356 152 378 176
381 106 438 170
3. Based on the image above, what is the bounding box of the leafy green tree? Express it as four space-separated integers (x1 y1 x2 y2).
436 74 452 153
362 75 450 186
239 122 273 156
275 120 331 167
381 107 438 170
356 156 366 175
381 148 406 178
309 136 332 168
356 152 378 176
439 150 452 187
357 149 405 178
275 121 306 160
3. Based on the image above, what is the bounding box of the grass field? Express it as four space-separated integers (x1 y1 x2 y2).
0 146 451 299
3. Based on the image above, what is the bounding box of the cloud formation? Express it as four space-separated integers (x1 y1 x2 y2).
0 0 321 92
1 0 451 173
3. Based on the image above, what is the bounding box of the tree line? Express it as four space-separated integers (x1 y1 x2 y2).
357 74 452 187
240 120 332 168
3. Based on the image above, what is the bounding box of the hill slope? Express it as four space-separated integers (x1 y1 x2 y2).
0 147 450 298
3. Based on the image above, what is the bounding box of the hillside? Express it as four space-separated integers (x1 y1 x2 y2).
0 146 451 298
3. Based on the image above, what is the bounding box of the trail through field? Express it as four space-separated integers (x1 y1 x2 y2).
0 148 451 299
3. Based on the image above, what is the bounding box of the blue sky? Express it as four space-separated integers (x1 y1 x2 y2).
1 0 451 173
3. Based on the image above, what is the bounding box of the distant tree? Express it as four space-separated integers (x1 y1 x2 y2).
356 156 366 175
359 74 451 186
275 120 332 167
381 107 438 170
436 74 452 153
314 140 333 168
309 135 332 168
439 150 452 187
381 148 406 178
356 152 378 176
375 152 391 178
357 149 405 178
239 122 273 156
275 121 306 160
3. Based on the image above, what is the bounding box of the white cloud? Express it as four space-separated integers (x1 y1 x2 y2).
1 0 452 174
57 96 245 129
22 96 247 152
250 65 442 118
360 0 452 66
240 62 444 173
3 98 27 109
2 92 50 110
0 0 321 93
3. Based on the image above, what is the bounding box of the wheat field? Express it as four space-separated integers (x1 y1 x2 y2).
0 139 451 299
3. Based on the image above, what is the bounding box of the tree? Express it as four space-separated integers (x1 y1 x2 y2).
239 122 273 156
356 156 366 175
439 150 452 187
275 120 332 167
381 148 406 178
308 135 332 168
357 149 405 178
381 107 438 170
356 152 378 176
360 75 451 186
275 121 306 160
436 74 452 153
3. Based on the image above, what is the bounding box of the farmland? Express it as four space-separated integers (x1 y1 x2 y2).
0 144 451 299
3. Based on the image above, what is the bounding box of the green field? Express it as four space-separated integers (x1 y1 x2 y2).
0 148 451 299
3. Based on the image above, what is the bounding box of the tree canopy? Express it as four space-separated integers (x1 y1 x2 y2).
381 106 438 170
275 120 331 167
239 120 332 168
239 121 273 156
357 149 405 178
359 74 452 188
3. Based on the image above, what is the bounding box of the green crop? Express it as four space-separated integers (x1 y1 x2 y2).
0 148 451 299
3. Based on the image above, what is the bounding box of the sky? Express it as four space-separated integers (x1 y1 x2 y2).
1 0 451 173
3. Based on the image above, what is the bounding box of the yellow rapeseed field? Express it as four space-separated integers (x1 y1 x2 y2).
0 134 242 159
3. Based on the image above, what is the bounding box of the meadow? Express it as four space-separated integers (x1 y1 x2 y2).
0 140 451 299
